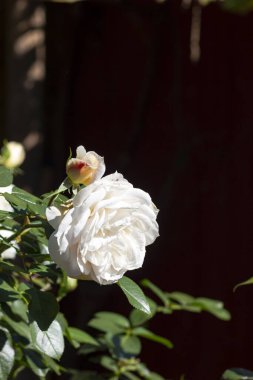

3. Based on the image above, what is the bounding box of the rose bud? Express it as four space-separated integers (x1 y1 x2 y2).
66 146 105 186
0 141 25 168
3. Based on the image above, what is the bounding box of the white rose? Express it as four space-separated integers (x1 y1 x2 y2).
0 185 17 259
66 145 105 186
46 173 159 285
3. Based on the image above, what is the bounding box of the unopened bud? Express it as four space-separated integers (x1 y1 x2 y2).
66 146 105 186
0 141 25 168
66 277 78 292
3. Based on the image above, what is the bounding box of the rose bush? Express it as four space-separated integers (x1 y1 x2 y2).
46 172 159 285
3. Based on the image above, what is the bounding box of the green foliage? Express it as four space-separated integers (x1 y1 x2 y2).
222 368 253 379
142 279 231 320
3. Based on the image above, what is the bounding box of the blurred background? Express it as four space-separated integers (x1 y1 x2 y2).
1 0 253 379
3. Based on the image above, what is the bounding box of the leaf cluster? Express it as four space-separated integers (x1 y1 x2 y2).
70 279 231 380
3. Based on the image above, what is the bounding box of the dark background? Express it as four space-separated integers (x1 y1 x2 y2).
1 1 253 379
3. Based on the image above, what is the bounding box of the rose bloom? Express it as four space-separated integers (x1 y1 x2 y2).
46 173 159 285
66 146 105 186
0 185 17 259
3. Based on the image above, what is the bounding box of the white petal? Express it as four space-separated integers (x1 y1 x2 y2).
46 206 63 229
1 247 17 259
48 233 82 278
0 185 13 194
76 145 86 159
0 196 13 212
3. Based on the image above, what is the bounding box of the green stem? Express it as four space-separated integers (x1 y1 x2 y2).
6 222 44 243
48 193 59 207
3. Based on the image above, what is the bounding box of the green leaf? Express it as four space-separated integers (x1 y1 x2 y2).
0 278 19 302
0 167 13 187
97 355 118 371
2 313 31 340
130 297 157 327
42 355 64 375
28 289 59 330
8 299 28 322
30 319 64 360
141 279 168 306
29 264 58 278
234 277 253 291
132 327 173 349
95 312 130 329
88 317 124 334
0 261 25 275
0 328 15 380
2 186 46 214
168 292 195 305
24 349 49 377
3 193 26 211
67 327 99 346
118 276 151 314
56 313 68 334
222 368 253 379
193 298 231 321
11 186 46 215
120 335 142 355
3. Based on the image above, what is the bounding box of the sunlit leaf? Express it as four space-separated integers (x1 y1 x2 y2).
118 277 151 314
30 319 64 360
